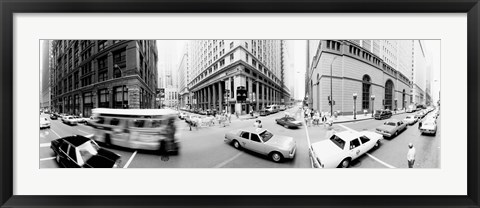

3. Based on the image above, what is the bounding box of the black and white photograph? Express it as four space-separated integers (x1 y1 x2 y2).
39 39 440 169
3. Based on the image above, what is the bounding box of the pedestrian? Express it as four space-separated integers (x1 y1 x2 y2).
407 143 416 168
253 120 262 129
418 119 423 129
235 111 239 119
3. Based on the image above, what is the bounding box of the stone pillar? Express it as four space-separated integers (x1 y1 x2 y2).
212 84 216 111
207 86 211 110
262 83 266 109
255 81 259 111
218 82 222 113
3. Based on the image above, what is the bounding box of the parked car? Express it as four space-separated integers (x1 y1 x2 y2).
49 114 58 120
224 128 296 162
403 115 417 125
375 119 408 138
374 109 392 120
310 130 383 168
51 135 121 168
275 117 302 129
62 116 78 125
420 119 437 136
40 117 51 129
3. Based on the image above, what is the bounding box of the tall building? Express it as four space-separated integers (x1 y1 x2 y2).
306 40 412 115
178 43 190 109
412 40 427 105
50 40 158 117
40 40 51 112
188 40 290 114
157 41 179 108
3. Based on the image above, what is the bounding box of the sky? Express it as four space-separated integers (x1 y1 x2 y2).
424 40 441 103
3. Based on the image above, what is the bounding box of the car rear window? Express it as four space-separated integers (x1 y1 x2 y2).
330 135 345 149
385 122 396 126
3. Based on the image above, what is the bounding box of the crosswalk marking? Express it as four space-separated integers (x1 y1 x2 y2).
40 157 55 161
123 151 137 168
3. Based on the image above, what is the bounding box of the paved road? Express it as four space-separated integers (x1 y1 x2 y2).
39 105 311 168
306 111 440 168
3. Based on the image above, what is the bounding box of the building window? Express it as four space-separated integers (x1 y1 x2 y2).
113 49 126 64
230 53 234 61
98 89 109 108
245 42 248 49
362 75 371 110
98 40 108 51
246 54 249 62
230 42 233 49
83 92 93 117
98 70 108 82
74 94 80 115
98 56 108 70
385 80 394 110
113 66 122 78
114 85 129 109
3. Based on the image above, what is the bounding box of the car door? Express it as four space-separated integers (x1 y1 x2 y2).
58 142 70 167
348 138 362 160
239 131 250 147
247 133 266 154
359 136 374 154
65 145 80 168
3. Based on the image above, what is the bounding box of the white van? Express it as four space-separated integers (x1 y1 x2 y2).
265 105 279 114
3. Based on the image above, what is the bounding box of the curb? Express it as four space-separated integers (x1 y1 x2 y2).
332 112 408 124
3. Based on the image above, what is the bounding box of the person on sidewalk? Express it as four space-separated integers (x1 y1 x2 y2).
407 143 416 168
418 118 423 129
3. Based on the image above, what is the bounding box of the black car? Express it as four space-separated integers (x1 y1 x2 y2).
374 110 392 120
275 117 302 128
51 135 121 168
50 114 58 120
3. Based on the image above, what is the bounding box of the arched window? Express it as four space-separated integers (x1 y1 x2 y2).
385 80 394 110
362 75 371 110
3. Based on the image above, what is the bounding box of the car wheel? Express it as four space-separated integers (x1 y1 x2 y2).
395 131 398 137
270 152 283 163
340 158 351 168
233 140 240 149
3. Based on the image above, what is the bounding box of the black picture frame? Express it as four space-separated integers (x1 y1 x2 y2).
1 0 479 207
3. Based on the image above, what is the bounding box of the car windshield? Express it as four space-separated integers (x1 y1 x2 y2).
330 135 346 149
375 110 382 114
259 130 274 142
78 140 100 163
385 122 396 126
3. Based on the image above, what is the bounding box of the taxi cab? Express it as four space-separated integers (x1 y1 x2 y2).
310 130 383 168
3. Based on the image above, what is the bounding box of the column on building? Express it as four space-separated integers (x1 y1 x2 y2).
262 83 266 109
208 85 212 110
212 84 216 111
248 77 253 112
255 81 259 111
218 82 222 113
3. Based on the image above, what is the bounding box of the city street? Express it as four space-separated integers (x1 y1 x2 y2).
39 105 312 168
306 111 441 168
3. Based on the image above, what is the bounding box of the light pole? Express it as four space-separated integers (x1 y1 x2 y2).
353 93 357 120
330 56 339 116
371 95 375 117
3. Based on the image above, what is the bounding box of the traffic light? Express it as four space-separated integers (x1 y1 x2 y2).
236 86 247 102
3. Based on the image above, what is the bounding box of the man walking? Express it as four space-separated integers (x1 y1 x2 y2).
407 143 416 168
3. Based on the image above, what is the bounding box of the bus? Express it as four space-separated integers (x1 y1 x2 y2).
89 108 180 155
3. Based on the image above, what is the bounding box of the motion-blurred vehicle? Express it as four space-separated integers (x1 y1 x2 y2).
90 108 180 155
62 116 78 125
406 104 417 113
275 117 302 128
224 128 296 162
375 119 407 138
40 117 51 129
374 109 392 120
310 130 383 168
51 135 121 168
403 115 417 125
420 119 437 136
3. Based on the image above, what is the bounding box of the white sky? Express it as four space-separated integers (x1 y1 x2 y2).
424 40 441 103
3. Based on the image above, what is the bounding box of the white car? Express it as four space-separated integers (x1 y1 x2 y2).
420 120 437 136
40 117 51 129
310 130 383 168
403 115 417 125
63 116 78 125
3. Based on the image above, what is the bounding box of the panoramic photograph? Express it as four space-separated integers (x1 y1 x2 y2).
39 39 440 168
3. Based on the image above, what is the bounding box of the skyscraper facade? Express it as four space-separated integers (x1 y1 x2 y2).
306 40 412 115
50 40 158 117
188 40 290 114
178 44 190 108
40 40 51 112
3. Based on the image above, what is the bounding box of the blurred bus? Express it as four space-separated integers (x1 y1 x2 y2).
90 108 179 155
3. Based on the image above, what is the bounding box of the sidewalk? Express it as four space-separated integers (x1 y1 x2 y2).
302 109 408 124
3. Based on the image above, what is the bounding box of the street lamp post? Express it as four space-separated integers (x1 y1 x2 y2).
353 93 357 120
330 56 339 116
371 95 375 117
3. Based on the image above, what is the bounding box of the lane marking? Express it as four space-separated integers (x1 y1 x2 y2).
77 129 91 135
40 143 51 148
50 129 62 138
365 153 396 168
337 123 396 169
213 152 243 168
40 157 55 161
123 151 137 168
